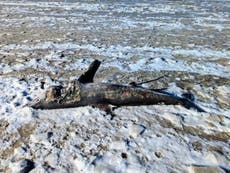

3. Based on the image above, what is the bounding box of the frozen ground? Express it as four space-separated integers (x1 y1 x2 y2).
0 1 229 172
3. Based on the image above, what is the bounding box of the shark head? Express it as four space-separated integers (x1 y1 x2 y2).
31 85 63 109
31 81 82 109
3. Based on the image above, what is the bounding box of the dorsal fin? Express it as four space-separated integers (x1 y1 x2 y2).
78 60 101 84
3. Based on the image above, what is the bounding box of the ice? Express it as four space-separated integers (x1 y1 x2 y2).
0 1 229 172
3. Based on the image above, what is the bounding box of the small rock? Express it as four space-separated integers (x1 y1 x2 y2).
80 143 86 148
14 102 20 107
156 134 162 137
47 132 53 139
192 141 202 151
26 97 32 101
22 91 28 96
121 152 128 159
155 151 164 158
60 53 65 58
40 81 45 89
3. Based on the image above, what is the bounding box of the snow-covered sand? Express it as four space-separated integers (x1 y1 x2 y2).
0 1 229 172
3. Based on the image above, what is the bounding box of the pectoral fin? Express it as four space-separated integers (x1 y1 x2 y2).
91 104 119 120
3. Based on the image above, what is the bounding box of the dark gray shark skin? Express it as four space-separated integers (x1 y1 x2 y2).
31 60 205 112
31 81 205 112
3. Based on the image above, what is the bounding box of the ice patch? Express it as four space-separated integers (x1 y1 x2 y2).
1 42 230 77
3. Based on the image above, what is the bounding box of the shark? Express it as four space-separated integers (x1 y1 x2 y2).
31 60 205 112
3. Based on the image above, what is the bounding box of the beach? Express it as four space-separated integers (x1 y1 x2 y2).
0 1 229 172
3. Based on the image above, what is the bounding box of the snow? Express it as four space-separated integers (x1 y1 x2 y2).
0 0 229 172
1 42 230 76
